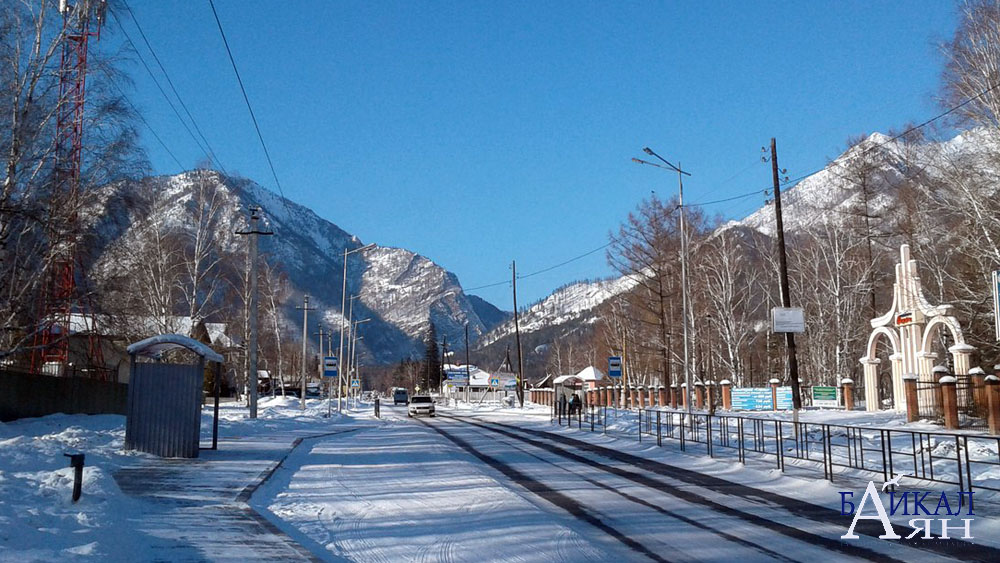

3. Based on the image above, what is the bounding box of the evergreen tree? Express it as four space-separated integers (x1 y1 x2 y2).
423 323 440 392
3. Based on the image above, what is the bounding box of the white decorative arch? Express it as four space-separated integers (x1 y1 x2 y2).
860 245 975 413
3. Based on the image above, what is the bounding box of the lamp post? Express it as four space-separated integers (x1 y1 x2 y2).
351 335 365 407
633 149 693 419
338 243 376 412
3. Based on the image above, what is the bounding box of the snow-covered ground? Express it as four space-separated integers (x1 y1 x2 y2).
4 397 998 561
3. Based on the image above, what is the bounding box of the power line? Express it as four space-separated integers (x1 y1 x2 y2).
102 73 185 169
118 0 228 175
518 242 612 280
109 7 212 167
207 0 293 220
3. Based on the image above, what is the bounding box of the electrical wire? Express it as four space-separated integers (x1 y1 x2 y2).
103 75 185 169
207 0 293 220
118 0 228 175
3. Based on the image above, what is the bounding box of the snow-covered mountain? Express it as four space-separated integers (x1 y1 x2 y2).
478 275 639 347
728 129 997 235
85 170 506 363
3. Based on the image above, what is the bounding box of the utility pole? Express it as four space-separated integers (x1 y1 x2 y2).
512 261 524 407
296 295 316 410
440 335 448 393
770 138 802 410
635 149 692 417
465 323 471 404
236 206 273 419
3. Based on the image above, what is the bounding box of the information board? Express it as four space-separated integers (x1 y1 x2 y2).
772 307 805 333
608 356 622 378
811 386 840 408
775 386 794 410
731 388 773 411
323 356 338 378
445 370 469 385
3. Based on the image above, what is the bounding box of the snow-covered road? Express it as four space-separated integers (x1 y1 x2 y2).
254 405 996 562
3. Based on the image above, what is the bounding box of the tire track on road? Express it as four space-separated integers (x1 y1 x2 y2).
418 418 670 563
443 414 907 563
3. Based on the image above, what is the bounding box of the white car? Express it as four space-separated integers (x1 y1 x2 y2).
408 395 435 417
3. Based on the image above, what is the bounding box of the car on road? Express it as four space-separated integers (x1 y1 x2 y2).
393 388 408 405
407 395 435 417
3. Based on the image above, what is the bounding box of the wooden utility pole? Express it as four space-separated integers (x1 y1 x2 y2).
236 206 272 419
296 295 316 410
465 323 471 404
770 138 802 410
512 261 524 407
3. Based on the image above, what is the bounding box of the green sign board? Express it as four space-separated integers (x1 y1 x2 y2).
811 386 839 407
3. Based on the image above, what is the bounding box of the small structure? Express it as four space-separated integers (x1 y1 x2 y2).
573 366 607 389
860 245 974 412
124 334 223 458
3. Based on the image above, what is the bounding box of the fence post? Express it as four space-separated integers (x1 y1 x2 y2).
933 365 949 418
841 378 855 411
706 381 716 415
670 384 678 408
720 380 732 410
658 385 667 408
940 376 959 430
970 367 987 415
657 411 662 447
985 375 1000 435
638 386 646 409
769 378 780 411
695 382 705 410
680 383 688 410
903 374 919 422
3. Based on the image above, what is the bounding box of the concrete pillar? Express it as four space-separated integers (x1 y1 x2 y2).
861 358 880 412
680 383 688 409
940 376 959 430
841 378 855 411
658 385 667 408
903 374 919 422
986 375 1000 435
638 386 646 408
970 367 987 415
695 382 705 409
670 384 678 408
720 379 732 410
769 378 780 411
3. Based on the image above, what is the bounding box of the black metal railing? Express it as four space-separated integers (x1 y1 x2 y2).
562 407 1000 499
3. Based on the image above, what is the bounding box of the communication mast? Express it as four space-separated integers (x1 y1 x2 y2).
32 0 107 376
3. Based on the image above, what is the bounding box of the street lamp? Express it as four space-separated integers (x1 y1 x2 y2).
338 243 376 412
633 148 693 419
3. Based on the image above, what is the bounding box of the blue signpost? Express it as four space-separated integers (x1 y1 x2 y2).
608 356 622 378
323 356 338 378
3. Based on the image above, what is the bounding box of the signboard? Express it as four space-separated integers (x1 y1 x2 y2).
775 387 794 410
993 271 1000 341
772 307 805 333
489 377 500 388
731 388 773 411
503 378 518 389
608 356 622 378
323 356 338 378
811 386 840 408
350 379 360 388
445 370 469 385
731 386 794 410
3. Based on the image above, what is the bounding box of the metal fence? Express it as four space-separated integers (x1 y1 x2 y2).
554 406 1000 502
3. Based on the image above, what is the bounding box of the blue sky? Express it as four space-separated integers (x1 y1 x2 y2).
106 1 958 309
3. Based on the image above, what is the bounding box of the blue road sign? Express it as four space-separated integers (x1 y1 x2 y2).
350 379 360 388
323 356 338 378
608 356 622 378
490 377 500 387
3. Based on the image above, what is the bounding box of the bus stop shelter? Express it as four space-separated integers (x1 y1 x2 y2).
124 334 223 458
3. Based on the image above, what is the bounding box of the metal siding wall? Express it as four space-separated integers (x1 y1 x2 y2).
124 363 203 458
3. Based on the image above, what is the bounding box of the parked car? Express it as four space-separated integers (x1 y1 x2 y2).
408 395 435 417
393 388 409 405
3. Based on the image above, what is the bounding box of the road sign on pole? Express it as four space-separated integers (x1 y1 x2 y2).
323 356 338 378
608 356 622 378
350 379 360 388
490 377 500 387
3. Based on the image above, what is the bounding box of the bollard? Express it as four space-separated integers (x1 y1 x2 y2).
720 380 732 410
769 378 780 411
64 453 85 503
903 374 919 422
940 376 959 430
986 375 1000 435
841 378 854 411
